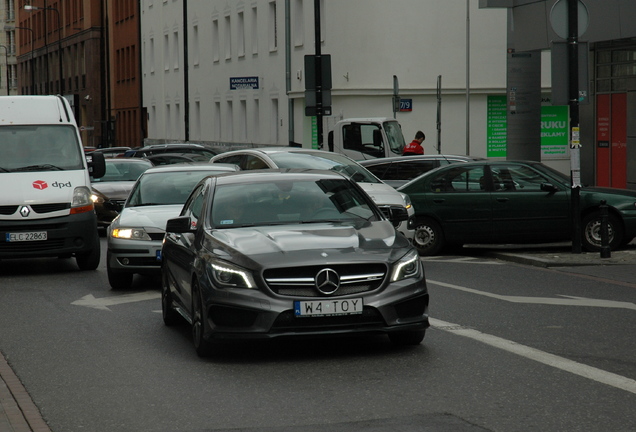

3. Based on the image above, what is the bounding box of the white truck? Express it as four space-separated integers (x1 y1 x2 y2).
0 95 106 270
327 117 407 160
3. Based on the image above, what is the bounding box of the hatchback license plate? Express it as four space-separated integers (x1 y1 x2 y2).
294 298 363 317
6 231 48 242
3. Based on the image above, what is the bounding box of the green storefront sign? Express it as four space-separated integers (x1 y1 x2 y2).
486 95 569 158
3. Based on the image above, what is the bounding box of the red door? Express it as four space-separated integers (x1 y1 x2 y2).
596 93 627 188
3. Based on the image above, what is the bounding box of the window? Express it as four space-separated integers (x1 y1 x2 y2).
491 165 553 192
237 11 245 57
293 0 303 47
212 18 220 62
269 1 277 52
224 14 232 60
430 166 485 193
251 6 258 55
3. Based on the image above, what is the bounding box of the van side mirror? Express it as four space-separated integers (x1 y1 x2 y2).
86 151 106 179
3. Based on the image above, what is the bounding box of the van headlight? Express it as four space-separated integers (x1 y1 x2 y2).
391 249 421 282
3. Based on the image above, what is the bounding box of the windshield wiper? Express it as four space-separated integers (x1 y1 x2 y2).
14 164 64 172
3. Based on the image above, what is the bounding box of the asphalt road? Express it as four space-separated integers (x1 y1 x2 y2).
0 238 635 432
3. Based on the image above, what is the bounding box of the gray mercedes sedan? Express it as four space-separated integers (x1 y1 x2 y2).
161 170 429 357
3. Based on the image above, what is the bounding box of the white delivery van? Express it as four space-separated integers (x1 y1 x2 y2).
0 95 106 270
327 118 407 160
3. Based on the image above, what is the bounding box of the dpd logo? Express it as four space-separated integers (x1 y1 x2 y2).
52 181 72 188
33 180 48 190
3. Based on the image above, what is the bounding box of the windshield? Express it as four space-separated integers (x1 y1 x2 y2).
0 125 84 172
268 151 382 183
127 170 221 207
92 160 152 183
383 121 406 155
211 178 379 228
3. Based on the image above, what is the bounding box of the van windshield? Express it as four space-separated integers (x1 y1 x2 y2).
0 125 84 172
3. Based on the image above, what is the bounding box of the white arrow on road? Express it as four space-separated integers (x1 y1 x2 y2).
72 291 161 311
429 279 636 311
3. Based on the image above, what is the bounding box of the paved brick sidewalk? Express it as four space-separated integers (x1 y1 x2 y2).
0 351 51 432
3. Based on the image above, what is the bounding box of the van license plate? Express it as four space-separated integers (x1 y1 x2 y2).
6 231 48 242
294 298 363 317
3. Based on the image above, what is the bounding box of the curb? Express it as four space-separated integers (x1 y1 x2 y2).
0 351 51 432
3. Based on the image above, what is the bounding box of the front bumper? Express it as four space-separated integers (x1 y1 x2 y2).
197 275 429 341
107 235 163 275
0 212 99 259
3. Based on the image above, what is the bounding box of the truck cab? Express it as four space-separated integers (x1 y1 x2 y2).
328 117 406 160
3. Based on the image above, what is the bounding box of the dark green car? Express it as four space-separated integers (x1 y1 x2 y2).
398 160 636 255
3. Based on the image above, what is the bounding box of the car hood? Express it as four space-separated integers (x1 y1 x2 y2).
357 182 405 206
209 220 412 267
116 205 183 230
582 186 636 199
91 181 136 199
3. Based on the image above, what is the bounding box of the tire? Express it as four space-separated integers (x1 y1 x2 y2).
161 269 180 326
76 233 101 271
581 212 624 252
388 329 426 346
413 218 445 256
192 280 214 357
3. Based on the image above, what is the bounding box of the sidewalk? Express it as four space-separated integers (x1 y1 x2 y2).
1 242 635 432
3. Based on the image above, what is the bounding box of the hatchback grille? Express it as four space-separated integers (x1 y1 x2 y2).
264 263 386 297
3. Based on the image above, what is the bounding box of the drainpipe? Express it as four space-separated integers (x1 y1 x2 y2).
183 0 190 142
285 0 294 145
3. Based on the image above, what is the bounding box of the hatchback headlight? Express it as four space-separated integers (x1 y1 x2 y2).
111 227 151 241
391 249 421 282
207 260 256 289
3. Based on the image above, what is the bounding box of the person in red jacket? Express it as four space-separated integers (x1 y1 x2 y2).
402 131 425 155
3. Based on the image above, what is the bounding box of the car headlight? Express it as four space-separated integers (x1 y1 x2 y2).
207 259 256 289
91 191 104 203
400 192 412 210
391 249 421 282
111 227 152 241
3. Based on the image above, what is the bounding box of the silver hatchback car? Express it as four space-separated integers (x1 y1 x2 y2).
106 163 239 289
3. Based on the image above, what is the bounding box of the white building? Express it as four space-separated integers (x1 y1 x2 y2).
140 1 551 159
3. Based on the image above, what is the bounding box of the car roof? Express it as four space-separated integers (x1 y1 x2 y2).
105 158 153 164
213 168 347 186
141 143 206 149
358 154 485 165
143 162 239 174
212 146 353 158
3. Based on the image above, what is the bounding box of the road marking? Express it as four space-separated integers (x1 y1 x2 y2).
428 279 636 311
430 318 636 395
421 257 504 265
72 291 161 311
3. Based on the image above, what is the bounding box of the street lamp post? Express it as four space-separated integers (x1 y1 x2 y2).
24 4 63 95
0 45 9 95
4 25 35 94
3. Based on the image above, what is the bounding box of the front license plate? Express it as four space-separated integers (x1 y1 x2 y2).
6 231 48 242
294 298 363 317
156 249 162 261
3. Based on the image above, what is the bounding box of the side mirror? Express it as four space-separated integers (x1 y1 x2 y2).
166 216 192 233
379 205 409 227
540 182 558 193
87 151 106 179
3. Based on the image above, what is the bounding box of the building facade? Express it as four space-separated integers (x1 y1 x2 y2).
2 0 17 95
140 1 524 157
106 0 145 148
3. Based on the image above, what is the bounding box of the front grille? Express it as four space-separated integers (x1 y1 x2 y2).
271 307 385 332
264 263 386 297
32 203 70 213
0 238 65 252
0 206 18 215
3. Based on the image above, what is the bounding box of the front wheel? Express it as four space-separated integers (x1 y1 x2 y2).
413 218 445 256
76 233 101 270
581 212 623 252
161 269 181 326
192 280 214 357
